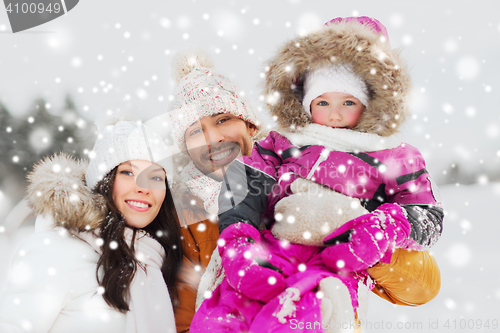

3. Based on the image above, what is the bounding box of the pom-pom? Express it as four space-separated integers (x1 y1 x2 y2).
171 48 215 85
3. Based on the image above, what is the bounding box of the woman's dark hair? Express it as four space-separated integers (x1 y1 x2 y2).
94 166 183 312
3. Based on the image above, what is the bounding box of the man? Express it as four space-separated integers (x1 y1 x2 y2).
165 49 441 332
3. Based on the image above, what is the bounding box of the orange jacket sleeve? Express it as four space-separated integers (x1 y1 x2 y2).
174 220 202 333
188 220 219 269
174 201 219 332
174 255 200 333
367 248 441 306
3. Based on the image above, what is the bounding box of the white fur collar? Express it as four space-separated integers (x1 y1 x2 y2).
281 124 402 153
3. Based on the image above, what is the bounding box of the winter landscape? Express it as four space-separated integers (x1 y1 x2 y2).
1 0 499 332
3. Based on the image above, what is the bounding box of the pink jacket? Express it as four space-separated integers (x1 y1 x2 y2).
219 130 443 250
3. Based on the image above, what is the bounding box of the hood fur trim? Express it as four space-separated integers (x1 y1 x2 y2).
264 19 412 136
26 153 107 231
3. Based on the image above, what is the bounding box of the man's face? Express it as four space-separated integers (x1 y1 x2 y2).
184 113 257 181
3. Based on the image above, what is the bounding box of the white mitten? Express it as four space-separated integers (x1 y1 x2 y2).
319 276 355 333
272 178 368 246
195 248 225 311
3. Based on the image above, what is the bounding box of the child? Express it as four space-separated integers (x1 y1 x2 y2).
192 16 443 332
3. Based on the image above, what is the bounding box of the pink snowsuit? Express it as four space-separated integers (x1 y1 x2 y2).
192 228 365 332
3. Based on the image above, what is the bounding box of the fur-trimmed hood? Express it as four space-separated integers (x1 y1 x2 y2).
26 154 107 231
263 18 412 136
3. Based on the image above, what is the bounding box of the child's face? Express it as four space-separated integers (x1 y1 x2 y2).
310 92 365 129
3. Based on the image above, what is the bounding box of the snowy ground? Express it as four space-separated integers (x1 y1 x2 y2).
1 183 499 331
365 183 500 332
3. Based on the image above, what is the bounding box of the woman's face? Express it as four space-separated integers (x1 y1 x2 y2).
112 160 166 229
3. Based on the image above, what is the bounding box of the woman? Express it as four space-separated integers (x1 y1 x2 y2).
0 119 182 333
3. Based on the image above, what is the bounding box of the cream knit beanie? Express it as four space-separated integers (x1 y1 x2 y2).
85 117 171 189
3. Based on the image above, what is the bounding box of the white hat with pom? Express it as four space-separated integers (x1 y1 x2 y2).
85 110 172 189
167 48 261 151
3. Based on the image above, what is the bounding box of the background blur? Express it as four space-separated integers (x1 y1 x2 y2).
0 0 499 331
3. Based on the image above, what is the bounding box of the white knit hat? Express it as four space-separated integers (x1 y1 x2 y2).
167 48 261 151
85 120 172 189
302 63 370 117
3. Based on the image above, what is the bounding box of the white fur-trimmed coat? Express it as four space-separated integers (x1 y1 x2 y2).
0 155 127 333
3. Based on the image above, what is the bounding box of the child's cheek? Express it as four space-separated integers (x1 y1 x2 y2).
311 110 325 126
350 110 363 127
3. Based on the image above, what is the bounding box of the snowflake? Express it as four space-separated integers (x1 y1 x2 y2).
456 56 480 80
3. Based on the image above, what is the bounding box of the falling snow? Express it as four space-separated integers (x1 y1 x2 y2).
444 39 459 53
456 56 480 80
0 2 499 332
297 12 322 36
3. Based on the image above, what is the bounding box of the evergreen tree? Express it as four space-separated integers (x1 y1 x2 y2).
0 102 16 184
3 96 95 186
